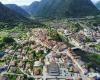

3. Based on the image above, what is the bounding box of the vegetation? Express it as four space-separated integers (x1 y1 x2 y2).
0 3 46 29
0 36 15 50
59 32 74 47
0 3 31 24
2 37 15 44
0 60 5 65
32 50 45 60
6 4 30 17
0 43 5 49
74 49 100 72
47 28 62 41
0 25 29 50
0 0 100 80
28 0 99 18
7 75 17 80
84 37 92 43
95 44 100 50
67 22 83 32
85 53 100 72
90 44 100 50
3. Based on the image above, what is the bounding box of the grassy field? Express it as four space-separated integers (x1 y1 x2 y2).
0 61 5 65
0 31 9 40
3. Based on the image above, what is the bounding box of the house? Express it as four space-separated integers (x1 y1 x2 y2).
83 28 92 37
17 55 23 60
70 33 85 47
33 67 41 75
34 61 43 67
33 61 43 75
0 51 5 58
22 56 28 61
17 49 22 52
4 49 10 53
10 66 16 72
18 61 24 68
8 50 14 54
0 74 8 80
10 61 16 67
16 76 21 80
44 39 57 49
25 63 31 70
0 65 7 73
47 62 60 76
22 40 29 46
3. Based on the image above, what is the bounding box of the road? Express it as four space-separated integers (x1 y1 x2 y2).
7 47 21 72
58 31 100 54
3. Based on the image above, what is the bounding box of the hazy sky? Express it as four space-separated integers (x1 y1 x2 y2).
92 0 100 3
0 0 41 5
0 0 100 6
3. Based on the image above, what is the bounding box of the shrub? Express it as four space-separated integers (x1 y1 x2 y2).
2 37 15 44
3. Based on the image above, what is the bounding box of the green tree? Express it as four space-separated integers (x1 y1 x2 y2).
2 37 15 44
48 28 62 41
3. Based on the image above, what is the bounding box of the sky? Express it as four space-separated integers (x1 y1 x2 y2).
0 0 100 6
92 0 100 3
0 0 41 5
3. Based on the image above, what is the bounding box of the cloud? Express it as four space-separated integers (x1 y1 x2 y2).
0 0 100 5
91 0 100 3
0 0 41 5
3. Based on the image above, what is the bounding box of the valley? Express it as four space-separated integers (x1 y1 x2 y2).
0 0 100 80
0 18 100 80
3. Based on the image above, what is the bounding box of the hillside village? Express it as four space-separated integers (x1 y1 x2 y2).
0 0 100 80
0 28 100 80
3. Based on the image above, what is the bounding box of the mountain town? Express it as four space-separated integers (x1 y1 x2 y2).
0 0 100 80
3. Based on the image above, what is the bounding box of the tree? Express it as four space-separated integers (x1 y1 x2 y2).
0 42 5 49
32 51 36 59
84 37 91 43
48 28 62 41
2 37 15 44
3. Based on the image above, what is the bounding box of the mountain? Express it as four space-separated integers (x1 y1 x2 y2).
6 4 30 17
22 1 39 15
95 1 100 10
23 0 99 18
0 2 45 28
0 3 29 23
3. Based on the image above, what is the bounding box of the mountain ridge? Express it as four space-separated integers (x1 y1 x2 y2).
21 1 39 15
22 0 100 18
95 1 100 10
0 2 34 26
6 4 30 17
